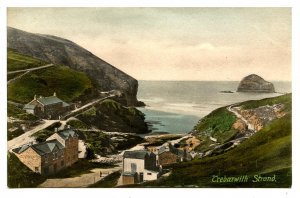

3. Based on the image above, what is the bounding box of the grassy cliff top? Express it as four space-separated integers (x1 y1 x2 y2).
8 66 93 103
8 48 48 72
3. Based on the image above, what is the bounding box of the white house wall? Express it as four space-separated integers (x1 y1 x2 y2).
123 158 144 173
143 170 159 181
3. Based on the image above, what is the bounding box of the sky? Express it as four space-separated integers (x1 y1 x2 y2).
7 8 291 81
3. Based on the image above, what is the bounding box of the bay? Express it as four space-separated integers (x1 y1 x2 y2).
137 81 291 134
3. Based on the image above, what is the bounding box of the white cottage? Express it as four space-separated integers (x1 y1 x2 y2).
122 150 160 185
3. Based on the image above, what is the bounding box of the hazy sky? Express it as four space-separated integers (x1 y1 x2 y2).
8 8 291 81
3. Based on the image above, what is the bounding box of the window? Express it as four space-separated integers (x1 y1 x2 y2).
54 152 58 159
131 163 137 172
147 173 152 175
34 167 39 173
61 160 64 166
45 155 48 163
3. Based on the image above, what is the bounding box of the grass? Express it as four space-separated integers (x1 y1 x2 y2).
137 95 292 188
48 159 116 179
238 93 292 112
81 106 97 116
7 125 24 141
88 171 121 188
67 119 90 130
7 153 46 188
8 49 47 72
31 122 61 142
7 72 26 80
193 107 237 152
78 99 148 133
8 65 93 103
77 130 115 158
194 107 236 137
32 129 55 143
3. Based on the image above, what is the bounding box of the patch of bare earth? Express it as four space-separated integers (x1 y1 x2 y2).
236 104 286 132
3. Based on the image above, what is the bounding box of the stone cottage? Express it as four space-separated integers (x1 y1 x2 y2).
12 129 79 175
46 129 79 167
158 143 192 167
122 150 160 185
23 92 75 119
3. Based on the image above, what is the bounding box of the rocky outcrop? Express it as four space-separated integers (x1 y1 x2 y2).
77 99 149 134
7 27 139 106
237 74 275 93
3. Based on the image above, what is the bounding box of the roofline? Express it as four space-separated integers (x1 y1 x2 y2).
35 99 45 107
13 145 42 156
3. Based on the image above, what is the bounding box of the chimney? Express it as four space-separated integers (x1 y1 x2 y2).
54 128 58 132
53 92 56 97
34 95 37 100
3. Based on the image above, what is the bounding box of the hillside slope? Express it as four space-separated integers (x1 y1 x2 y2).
136 94 292 187
8 27 139 106
7 50 94 104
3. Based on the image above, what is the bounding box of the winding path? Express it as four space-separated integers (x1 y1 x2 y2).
8 64 55 85
7 64 54 74
227 105 256 132
61 95 114 119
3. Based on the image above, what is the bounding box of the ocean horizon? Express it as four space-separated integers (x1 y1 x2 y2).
137 80 291 134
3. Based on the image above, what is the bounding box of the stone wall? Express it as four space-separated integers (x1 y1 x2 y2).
64 137 79 167
15 147 42 173
158 151 179 167
41 149 65 175
122 174 138 185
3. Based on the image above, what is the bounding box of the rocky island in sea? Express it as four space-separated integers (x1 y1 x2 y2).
237 74 275 93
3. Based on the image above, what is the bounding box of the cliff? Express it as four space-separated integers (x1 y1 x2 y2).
7 27 139 106
237 74 275 93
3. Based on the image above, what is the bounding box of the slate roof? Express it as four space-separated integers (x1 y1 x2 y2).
13 139 64 156
12 144 31 154
37 96 69 106
57 129 78 140
23 104 36 110
31 139 64 155
123 150 149 159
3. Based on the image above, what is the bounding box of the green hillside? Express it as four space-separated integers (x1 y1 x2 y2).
8 49 47 71
7 153 46 188
8 65 93 104
138 94 292 187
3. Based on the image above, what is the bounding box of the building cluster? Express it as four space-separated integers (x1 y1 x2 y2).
122 143 192 185
23 92 75 120
12 129 79 175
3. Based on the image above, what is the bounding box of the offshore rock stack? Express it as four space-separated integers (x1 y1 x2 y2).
237 74 275 93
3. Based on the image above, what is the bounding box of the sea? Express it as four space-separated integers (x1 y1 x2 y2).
137 81 291 134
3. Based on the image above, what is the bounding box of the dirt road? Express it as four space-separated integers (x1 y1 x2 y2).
7 119 59 151
227 105 256 132
39 165 122 188
8 64 54 74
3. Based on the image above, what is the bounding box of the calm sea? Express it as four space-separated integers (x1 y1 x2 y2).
137 81 291 134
